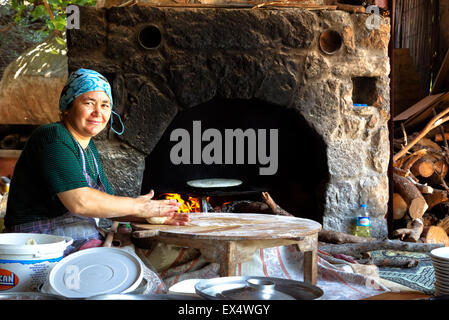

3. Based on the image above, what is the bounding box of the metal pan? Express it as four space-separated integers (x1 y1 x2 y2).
195 276 323 300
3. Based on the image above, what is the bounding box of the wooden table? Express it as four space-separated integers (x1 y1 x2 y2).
131 213 322 285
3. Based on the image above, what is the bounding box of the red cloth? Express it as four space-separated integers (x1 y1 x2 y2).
78 239 103 251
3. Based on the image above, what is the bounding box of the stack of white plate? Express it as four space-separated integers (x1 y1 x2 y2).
430 247 449 296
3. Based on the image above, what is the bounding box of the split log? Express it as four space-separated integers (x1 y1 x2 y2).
437 216 449 234
393 166 419 183
393 166 408 177
318 229 376 244
422 213 440 227
424 189 449 210
402 149 427 172
318 240 444 258
415 137 443 151
421 226 449 246
393 173 428 219
415 184 434 194
410 157 435 178
435 132 449 142
392 193 407 220
393 218 424 242
427 160 448 185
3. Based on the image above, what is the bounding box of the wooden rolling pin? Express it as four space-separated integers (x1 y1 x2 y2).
103 221 119 247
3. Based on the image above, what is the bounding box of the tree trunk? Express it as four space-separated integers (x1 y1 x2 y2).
318 229 376 244
319 240 443 258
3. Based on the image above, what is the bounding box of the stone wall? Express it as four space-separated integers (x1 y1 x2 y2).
67 6 391 237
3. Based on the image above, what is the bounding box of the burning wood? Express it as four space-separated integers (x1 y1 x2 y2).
159 193 206 213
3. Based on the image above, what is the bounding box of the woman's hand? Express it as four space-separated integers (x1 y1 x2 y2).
134 190 188 222
162 213 190 226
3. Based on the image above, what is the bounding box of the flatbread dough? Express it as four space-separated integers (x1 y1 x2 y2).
147 217 167 225
187 178 242 189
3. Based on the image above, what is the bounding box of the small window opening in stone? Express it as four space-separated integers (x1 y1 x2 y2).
352 77 378 106
138 25 162 49
319 29 342 55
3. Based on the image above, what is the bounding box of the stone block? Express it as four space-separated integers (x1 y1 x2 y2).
68 6 107 53
120 82 179 154
327 140 366 178
95 139 146 197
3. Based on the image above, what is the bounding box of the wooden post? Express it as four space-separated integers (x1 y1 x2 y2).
302 234 318 285
219 241 237 277
304 248 318 285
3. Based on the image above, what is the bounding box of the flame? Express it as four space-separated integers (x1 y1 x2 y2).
160 193 206 213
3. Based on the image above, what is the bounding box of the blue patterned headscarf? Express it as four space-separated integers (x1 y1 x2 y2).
59 68 124 135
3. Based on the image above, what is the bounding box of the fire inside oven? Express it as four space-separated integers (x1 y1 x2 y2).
142 98 329 221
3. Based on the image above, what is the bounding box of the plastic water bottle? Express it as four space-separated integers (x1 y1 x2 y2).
353 204 372 237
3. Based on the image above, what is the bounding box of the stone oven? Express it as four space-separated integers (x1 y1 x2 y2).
67 5 391 238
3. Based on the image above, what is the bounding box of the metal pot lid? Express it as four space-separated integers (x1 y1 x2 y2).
187 178 242 189
195 276 323 300
0 292 67 300
48 247 144 298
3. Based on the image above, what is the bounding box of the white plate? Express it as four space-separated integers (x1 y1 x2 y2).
435 286 449 296
434 285 449 295
430 247 449 262
48 247 143 298
434 280 449 290
187 178 242 189
432 264 449 274
430 259 449 269
431 255 449 265
435 272 449 282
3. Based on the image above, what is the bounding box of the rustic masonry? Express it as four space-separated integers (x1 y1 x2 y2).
67 5 391 238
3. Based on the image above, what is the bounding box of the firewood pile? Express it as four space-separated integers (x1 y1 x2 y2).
392 107 449 247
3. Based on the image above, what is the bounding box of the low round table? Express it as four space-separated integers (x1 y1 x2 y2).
132 213 322 285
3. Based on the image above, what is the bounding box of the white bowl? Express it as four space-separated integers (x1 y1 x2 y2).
430 247 449 262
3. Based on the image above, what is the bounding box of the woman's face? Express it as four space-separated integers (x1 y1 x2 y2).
64 91 112 140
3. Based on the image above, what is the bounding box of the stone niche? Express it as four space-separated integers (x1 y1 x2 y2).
67 5 391 238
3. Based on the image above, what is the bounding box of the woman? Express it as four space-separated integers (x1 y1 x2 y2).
4 69 189 254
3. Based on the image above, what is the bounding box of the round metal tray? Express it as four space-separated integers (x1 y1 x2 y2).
86 293 201 300
195 276 323 300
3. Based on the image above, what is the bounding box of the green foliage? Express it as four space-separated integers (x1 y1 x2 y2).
9 0 96 38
